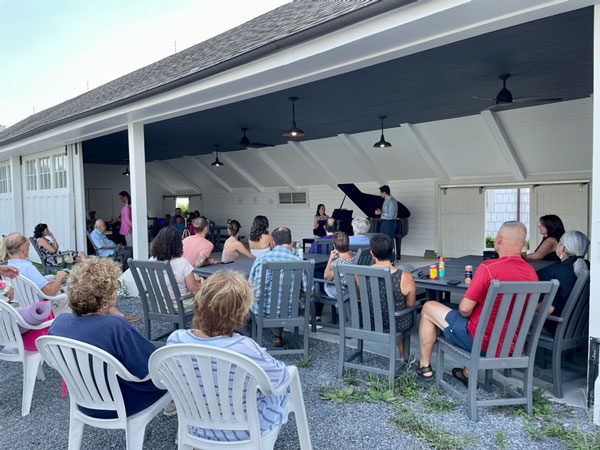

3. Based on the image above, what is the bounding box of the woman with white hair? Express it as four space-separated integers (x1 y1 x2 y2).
349 216 371 244
538 230 589 328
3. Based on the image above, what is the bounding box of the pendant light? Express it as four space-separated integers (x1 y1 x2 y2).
240 127 251 146
211 145 224 167
373 115 392 148
282 96 306 137
122 160 130 176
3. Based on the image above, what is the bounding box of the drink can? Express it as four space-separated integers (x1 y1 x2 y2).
465 265 473 284
429 264 438 280
438 257 445 277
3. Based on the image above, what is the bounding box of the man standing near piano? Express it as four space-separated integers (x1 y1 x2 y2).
374 185 398 242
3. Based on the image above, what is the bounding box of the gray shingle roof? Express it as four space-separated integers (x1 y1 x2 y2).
0 0 393 147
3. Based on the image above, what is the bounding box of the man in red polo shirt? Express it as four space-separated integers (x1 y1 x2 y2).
416 221 537 383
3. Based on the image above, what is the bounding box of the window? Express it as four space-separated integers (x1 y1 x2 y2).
484 188 530 248
26 160 37 191
38 156 52 189
0 164 11 194
278 191 307 205
53 154 67 188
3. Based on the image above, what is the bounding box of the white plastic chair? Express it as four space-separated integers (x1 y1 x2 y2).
0 298 52 416
4 274 69 315
36 335 172 450
148 344 312 450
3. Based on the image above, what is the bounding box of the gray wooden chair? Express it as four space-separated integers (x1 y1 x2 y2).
435 279 559 421
86 231 119 261
313 238 333 255
250 260 314 358
537 268 590 398
28 237 75 274
354 248 374 266
349 243 370 253
128 259 194 340
336 265 420 389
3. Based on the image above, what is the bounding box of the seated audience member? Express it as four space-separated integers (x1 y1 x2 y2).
368 233 416 358
417 221 537 382
183 216 216 266
349 217 371 245
527 214 565 262
49 257 167 418
90 220 132 261
221 219 255 263
170 207 183 225
0 240 18 300
538 230 589 331
34 223 86 265
313 204 329 237
186 211 200 236
248 227 308 347
308 218 337 253
151 226 202 299
248 215 275 257
321 232 355 321
173 216 186 234
164 214 172 228
167 271 290 438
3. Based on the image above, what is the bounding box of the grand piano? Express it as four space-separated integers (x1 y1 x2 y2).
332 183 411 258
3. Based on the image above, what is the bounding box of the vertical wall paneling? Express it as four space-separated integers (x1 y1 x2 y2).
440 188 485 257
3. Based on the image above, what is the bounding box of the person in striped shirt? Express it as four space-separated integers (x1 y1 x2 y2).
166 271 290 442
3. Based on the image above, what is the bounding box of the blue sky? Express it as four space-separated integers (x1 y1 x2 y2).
0 0 289 127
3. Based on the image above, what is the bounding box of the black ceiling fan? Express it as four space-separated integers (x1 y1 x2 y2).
472 73 562 111
239 127 274 148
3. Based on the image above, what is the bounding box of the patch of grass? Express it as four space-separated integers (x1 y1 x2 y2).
422 390 456 414
366 386 398 403
493 386 551 418
393 370 424 401
342 369 361 386
523 418 543 441
543 423 600 450
391 405 476 450
495 428 508 450
316 386 370 404
296 356 311 369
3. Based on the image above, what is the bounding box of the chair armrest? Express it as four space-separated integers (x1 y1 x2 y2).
313 278 335 286
545 315 564 323
394 301 423 317
270 365 298 396
14 316 55 331
42 292 68 302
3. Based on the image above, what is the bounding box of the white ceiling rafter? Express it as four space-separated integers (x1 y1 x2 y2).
401 123 449 182
337 133 387 186
218 152 264 192
480 110 526 181
184 156 233 193
159 160 204 192
254 148 298 190
287 141 338 189
146 164 177 194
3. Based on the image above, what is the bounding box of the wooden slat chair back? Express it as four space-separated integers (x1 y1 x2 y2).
314 238 333 255
537 268 590 397
348 243 370 253
36 335 171 450
251 260 314 358
435 279 559 420
354 248 374 266
148 344 312 450
128 259 194 340
336 264 419 389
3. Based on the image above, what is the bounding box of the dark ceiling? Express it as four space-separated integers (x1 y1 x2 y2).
83 7 593 164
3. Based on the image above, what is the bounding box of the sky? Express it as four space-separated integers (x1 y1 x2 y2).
0 0 290 128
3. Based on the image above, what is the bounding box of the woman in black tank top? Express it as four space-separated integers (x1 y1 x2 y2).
527 214 565 262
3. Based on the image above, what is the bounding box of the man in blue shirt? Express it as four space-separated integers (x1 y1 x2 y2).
308 218 336 254
91 220 132 263
349 216 371 245
374 185 398 242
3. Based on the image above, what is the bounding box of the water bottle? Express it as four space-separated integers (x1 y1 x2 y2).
296 241 304 259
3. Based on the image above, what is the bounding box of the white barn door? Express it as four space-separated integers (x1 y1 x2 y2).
21 148 75 263
529 183 590 250
440 188 485 258
0 161 13 235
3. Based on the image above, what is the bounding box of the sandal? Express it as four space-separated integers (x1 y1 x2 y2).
124 315 140 323
416 364 434 379
272 337 284 347
452 367 469 386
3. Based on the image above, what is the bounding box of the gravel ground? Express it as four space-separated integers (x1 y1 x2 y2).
0 296 596 450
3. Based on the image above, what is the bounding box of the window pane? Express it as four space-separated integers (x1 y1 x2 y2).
53 154 67 189
38 156 51 190
26 160 37 190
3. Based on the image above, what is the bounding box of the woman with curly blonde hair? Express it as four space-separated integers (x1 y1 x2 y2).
49 257 167 418
166 271 290 441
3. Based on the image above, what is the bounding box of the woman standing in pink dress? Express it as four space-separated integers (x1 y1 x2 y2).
119 191 132 247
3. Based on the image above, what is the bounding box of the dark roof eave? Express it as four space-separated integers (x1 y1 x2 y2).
0 0 415 150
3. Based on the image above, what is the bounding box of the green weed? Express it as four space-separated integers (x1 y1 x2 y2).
422 390 456 414
393 370 424 401
523 418 543 441
296 356 311 369
495 428 507 450
342 369 361 386
316 386 367 404
543 423 600 450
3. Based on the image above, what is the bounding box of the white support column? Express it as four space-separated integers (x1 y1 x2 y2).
288 141 337 189
480 110 526 181
254 148 298 190
9 155 23 233
337 133 387 186
159 160 203 193
218 153 264 192
184 156 233 193
128 122 148 260
591 4 600 426
70 143 87 251
402 123 449 182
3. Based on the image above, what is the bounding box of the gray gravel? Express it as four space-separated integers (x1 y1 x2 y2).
0 296 596 449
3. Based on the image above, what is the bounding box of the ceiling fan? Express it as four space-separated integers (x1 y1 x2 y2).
472 73 562 111
239 127 274 148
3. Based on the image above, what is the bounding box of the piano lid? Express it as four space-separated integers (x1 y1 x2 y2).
337 183 410 219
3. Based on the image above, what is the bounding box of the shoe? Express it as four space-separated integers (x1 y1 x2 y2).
451 367 469 387
416 364 434 379
272 337 284 347
124 315 140 323
163 400 177 416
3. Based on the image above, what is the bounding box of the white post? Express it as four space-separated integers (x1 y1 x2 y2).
71 143 87 251
128 122 148 260
9 155 23 233
591 4 600 426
